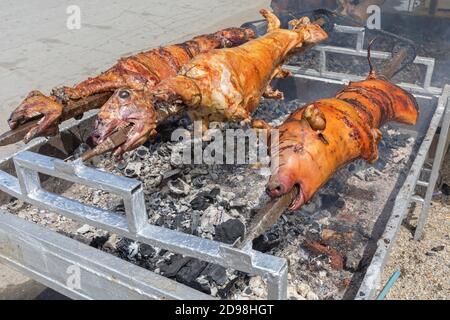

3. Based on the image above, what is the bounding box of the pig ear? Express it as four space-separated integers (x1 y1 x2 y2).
259 9 281 32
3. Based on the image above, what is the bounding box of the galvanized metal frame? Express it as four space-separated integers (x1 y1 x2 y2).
0 152 288 299
356 85 450 299
413 90 450 240
286 24 442 96
0 24 448 300
0 208 212 300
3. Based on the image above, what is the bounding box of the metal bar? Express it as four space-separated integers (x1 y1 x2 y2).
429 0 439 15
266 264 288 300
286 24 440 96
416 180 429 187
414 92 450 240
411 195 425 204
356 29 365 52
286 66 442 96
356 85 450 299
0 209 211 300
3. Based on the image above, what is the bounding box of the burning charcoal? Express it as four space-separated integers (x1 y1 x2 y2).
124 162 142 177
206 187 221 200
192 176 207 188
162 168 181 180
168 178 191 196
116 238 135 259
219 200 231 211
214 219 245 245
139 243 156 258
190 188 220 210
116 160 128 171
243 286 252 295
190 196 210 211
301 198 320 214
173 214 186 231
218 277 239 299
253 233 280 252
135 146 149 159
441 183 450 196
176 259 209 291
201 264 228 286
158 249 168 257
89 234 109 249
335 198 345 209
159 255 192 277
190 168 209 177
320 193 339 210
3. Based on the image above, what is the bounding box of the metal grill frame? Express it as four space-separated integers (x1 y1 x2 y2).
0 24 448 300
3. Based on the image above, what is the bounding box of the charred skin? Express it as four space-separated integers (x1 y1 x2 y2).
266 77 419 211
8 27 255 143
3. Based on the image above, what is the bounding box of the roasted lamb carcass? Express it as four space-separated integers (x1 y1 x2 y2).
7 27 255 143
94 9 328 157
265 48 419 211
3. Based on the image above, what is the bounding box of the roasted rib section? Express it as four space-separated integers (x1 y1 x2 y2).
7 27 255 143
266 75 419 211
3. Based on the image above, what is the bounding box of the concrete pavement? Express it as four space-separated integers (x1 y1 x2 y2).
0 0 270 300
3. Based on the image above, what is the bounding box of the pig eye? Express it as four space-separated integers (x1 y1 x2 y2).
118 90 130 99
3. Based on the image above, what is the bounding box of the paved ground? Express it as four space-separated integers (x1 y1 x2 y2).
0 0 270 300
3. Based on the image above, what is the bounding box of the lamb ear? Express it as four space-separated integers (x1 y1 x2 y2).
288 16 311 30
259 9 281 32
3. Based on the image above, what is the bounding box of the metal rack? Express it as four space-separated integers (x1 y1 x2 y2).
0 24 448 300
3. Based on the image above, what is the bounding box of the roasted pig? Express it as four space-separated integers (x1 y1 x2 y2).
94 9 328 157
7 27 255 143
266 51 419 211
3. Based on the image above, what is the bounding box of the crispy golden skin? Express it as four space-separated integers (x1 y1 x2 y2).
8 27 255 142
96 9 328 156
153 9 328 126
266 76 419 211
